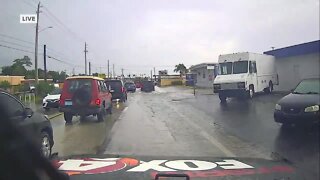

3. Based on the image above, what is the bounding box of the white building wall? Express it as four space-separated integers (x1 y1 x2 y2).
275 53 320 91
191 67 215 88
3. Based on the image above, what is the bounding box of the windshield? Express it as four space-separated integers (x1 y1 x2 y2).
105 81 122 90
218 62 232 75
218 61 248 75
125 82 134 86
67 79 92 93
293 79 320 94
50 88 61 95
142 81 154 86
233 61 248 74
1 1 319 179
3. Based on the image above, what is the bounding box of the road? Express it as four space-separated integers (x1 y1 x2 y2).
48 86 319 179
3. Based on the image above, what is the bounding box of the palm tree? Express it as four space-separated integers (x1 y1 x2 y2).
174 64 187 76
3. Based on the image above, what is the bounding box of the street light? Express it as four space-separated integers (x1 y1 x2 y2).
39 26 53 33
35 24 53 85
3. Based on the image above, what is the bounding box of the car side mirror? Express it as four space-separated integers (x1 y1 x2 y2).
24 108 33 118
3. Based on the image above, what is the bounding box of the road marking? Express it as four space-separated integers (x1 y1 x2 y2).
48 113 63 120
123 107 128 112
169 106 235 157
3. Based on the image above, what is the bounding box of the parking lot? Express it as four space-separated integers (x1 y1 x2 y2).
46 86 319 179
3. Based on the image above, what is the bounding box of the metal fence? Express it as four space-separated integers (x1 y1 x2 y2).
14 92 36 104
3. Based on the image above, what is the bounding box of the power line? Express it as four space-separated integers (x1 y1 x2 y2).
20 0 37 8
0 39 34 50
0 43 35 54
0 33 73 61
42 6 85 42
30 0 39 4
46 55 83 68
0 33 34 45
45 47 69 59
0 43 83 68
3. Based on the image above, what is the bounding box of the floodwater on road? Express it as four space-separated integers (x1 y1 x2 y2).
50 101 126 157
49 86 319 179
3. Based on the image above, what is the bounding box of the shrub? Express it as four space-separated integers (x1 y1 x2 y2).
36 82 54 97
0 80 11 90
171 81 183 85
12 84 24 93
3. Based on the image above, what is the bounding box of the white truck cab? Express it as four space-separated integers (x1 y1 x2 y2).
213 52 278 102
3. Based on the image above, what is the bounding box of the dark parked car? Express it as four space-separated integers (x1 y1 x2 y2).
59 76 112 123
105 79 127 102
141 80 155 92
0 90 54 158
274 78 320 127
124 81 136 92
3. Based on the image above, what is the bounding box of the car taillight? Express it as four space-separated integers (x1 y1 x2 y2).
95 98 101 106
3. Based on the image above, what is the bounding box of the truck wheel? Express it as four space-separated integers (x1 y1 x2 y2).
248 86 255 99
281 123 292 130
121 96 126 102
97 112 103 122
267 81 273 94
219 93 226 103
64 113 73 123
97 107 105 122
107 104 112 114
40 131 52 158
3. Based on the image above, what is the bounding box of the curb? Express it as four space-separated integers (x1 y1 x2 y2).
48 113 63 120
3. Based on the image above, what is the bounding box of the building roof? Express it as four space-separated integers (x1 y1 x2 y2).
189 63 217 70
263 40 320 58
66 76 104 80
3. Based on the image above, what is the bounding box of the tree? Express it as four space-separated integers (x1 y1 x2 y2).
0 80 11 90
36 82 54 97
1 56 32 76
13 56 32 67
174 64 187 76
1 66 13 75
11 63 27 76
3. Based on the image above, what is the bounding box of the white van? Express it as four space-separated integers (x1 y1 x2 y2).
213 52 278 102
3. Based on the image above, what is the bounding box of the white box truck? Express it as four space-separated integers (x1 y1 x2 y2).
213 52 278 102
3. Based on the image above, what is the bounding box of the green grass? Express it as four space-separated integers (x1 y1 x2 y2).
35 96 43 104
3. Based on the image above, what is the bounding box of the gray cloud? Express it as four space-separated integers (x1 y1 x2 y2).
0 0 319 75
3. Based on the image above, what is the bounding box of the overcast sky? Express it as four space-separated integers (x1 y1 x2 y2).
0 0 319 76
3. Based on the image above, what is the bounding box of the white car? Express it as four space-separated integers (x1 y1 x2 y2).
42 88 61 111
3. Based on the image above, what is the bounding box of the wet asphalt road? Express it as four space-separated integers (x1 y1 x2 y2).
48 86 319 179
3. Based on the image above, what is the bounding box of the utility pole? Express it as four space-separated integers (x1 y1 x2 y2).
34 2 40 84
151 70 153 81
89 62 91 75
43 44 47 82
153 67 156 81
112 64 115 78
72 68 75 76
84 42 88 75
121 68 124 77
107 60 110 78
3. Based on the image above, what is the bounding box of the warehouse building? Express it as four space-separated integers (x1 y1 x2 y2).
264 40 320 91
189 63 218 88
